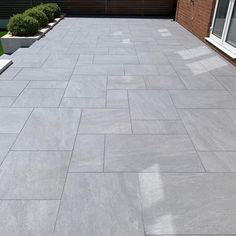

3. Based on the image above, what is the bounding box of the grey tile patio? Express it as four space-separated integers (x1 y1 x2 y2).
105 135 204 172
79 109 132 134
0 151 70 199
13 89 64 108
1 17 236 235
179 109 236 151
139 173 236 234
70 135 104 172
54 173 144 236
0 200 59 236
129 90 178 120
13 108 81 150
0 108 32 133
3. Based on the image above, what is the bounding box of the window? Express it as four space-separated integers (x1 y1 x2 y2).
209 0 236 56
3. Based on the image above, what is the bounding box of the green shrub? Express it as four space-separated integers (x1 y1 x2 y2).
7 14 39 36
35 4 54 22
24 8 48 28
45 3 61 18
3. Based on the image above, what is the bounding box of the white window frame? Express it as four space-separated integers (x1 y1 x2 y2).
209 0 236 56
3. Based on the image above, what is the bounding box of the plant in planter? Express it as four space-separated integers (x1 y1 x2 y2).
7 14 40 36
45 3 61 18
24 8 49 28
35 4 55 22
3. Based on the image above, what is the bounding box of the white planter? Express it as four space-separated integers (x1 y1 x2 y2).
1 16 64 54
0 59 12 74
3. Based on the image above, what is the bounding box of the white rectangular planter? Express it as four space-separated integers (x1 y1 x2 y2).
0 59 13 74
1 16 64 54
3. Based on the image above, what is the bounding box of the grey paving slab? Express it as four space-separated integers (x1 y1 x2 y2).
107 75 146 89
105 135 203 172
60 97 106 108
13 89 64 108
107 90 128 108
54 173 144 236
27 81 68 89
14 68 72 81
79 109 132 134
215 76 236 91
198 152 236 172
132 120 186 134
145 75 185 89
0 134 17 164
176 70 224 90
13 108 81 150
170 90 236 108
74 64 124 75
11 54 49 68
0 81 28 96
109 47 137 55
125 65 158 75
129 90 178 120
42 54 79 68
139 173 236 234
76 55 94 65
0 108 32 133
94 55 139 64
64 76 106 98
137 52 169 65
0 200 59 236
179 109 236 151
0 151 70 199
0 97 15 107
70 135 104 172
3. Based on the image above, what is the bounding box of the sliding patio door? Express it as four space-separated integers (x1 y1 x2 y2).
210 0 236 54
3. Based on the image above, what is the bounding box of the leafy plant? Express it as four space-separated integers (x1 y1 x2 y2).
35 4 54 22
24 8 49 28
45 3 61 18
7 14 39 36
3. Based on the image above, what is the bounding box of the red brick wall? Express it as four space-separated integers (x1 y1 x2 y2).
176 0 216 40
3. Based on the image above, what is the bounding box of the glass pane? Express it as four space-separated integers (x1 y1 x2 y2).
213 0 230 38
226 3 236 47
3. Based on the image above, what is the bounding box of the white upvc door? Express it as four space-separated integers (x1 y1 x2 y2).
210 0 236 55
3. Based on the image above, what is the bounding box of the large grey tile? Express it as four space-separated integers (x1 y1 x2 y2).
13 108 81 150
129 90 178 120
0 67 22 80
145 75 185 89
215 76 236 91
64 76 106 98
0 81 28 96
27 81 68 89
0 151 70 199
0 97 15 107
108 75 146 89
42 54 79 68
105 135 203 172
0 108 32 133
139 173 236 234
137 52 169 65
170 90 236 108
79 109 132 134
199 152 236 172
54 173 144 236
0 200 59 236
179 109 236 151
0 134 17 164
70 135 104 172
132 120 186 134
14 68 72 81
74 64 124 75
13 89 64 108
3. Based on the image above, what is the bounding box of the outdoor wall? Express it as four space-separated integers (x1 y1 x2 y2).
176 0 216 40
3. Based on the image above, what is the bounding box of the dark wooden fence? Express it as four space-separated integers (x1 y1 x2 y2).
0 0 177 19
